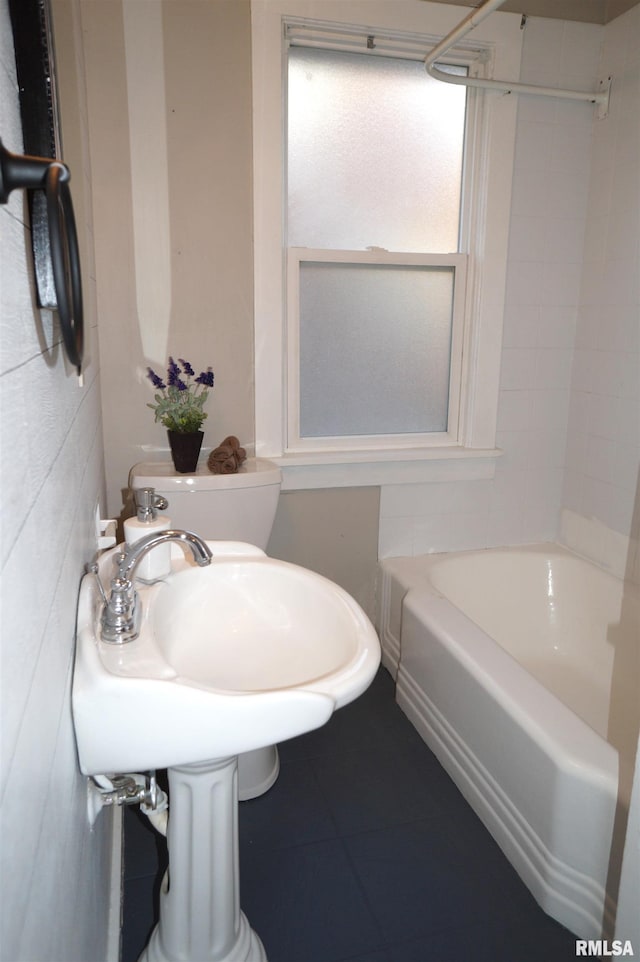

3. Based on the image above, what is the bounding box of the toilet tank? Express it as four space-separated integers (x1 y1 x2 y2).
129 458 282 550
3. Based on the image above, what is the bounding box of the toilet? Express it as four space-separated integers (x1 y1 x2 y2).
129 456 282 800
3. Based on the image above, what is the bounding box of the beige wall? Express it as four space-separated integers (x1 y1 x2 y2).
82 0 381 612
268 488 381 617
82 0 255 518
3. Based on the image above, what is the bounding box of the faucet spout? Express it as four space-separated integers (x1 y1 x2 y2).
100 530 212 644
117 529 213 583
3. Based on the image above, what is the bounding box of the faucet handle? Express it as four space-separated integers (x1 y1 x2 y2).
85 561 108 606
101 577 139 644
108 576 134 604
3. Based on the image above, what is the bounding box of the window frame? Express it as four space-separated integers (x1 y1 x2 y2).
251 0 524 489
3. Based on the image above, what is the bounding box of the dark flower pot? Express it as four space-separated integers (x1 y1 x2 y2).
167 430 204 473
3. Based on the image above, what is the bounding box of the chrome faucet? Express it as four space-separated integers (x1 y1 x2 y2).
115 529 212 582
99 530 213 644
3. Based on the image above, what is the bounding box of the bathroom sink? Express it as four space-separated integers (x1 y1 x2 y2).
72 542 380 775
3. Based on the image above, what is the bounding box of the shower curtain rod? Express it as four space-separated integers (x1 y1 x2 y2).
424 0 611 118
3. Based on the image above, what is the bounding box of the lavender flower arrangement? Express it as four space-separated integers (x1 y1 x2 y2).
146 357 214 433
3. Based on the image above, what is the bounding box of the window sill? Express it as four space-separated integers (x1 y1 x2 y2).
271 446 502 490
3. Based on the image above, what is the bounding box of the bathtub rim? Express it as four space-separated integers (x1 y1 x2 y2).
376 541 638 748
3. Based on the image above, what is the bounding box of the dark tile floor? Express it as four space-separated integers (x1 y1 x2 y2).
122 668 581 962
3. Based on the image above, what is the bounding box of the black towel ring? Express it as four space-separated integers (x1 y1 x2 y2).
45 161 83 372
0 139 84 374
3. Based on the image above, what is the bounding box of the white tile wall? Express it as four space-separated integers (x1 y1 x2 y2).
379 15 603 558
561 4 640 580
377 11 639 575
0 1 115 959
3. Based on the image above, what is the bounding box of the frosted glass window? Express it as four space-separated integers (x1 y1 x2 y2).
288 48 467 253
299 262 454 438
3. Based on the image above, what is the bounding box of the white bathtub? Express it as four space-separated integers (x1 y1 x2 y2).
376 544 640 940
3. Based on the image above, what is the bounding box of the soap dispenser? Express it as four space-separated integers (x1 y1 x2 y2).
124 487 172 582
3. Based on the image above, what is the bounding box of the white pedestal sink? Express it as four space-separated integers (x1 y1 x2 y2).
72 539 380 962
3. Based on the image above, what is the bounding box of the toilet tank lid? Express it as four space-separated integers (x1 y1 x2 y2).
129 457 282 491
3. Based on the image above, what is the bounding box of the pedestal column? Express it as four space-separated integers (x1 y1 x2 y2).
140 757 267 962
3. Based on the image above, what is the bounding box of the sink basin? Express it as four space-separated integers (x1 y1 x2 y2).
72 542 380 775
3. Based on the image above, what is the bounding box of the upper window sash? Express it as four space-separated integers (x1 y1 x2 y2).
286 46 469 257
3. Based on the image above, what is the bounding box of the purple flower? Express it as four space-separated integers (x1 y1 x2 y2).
146 356 214 433
167 356 182 386
146 367 166 390
196 368 214 388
